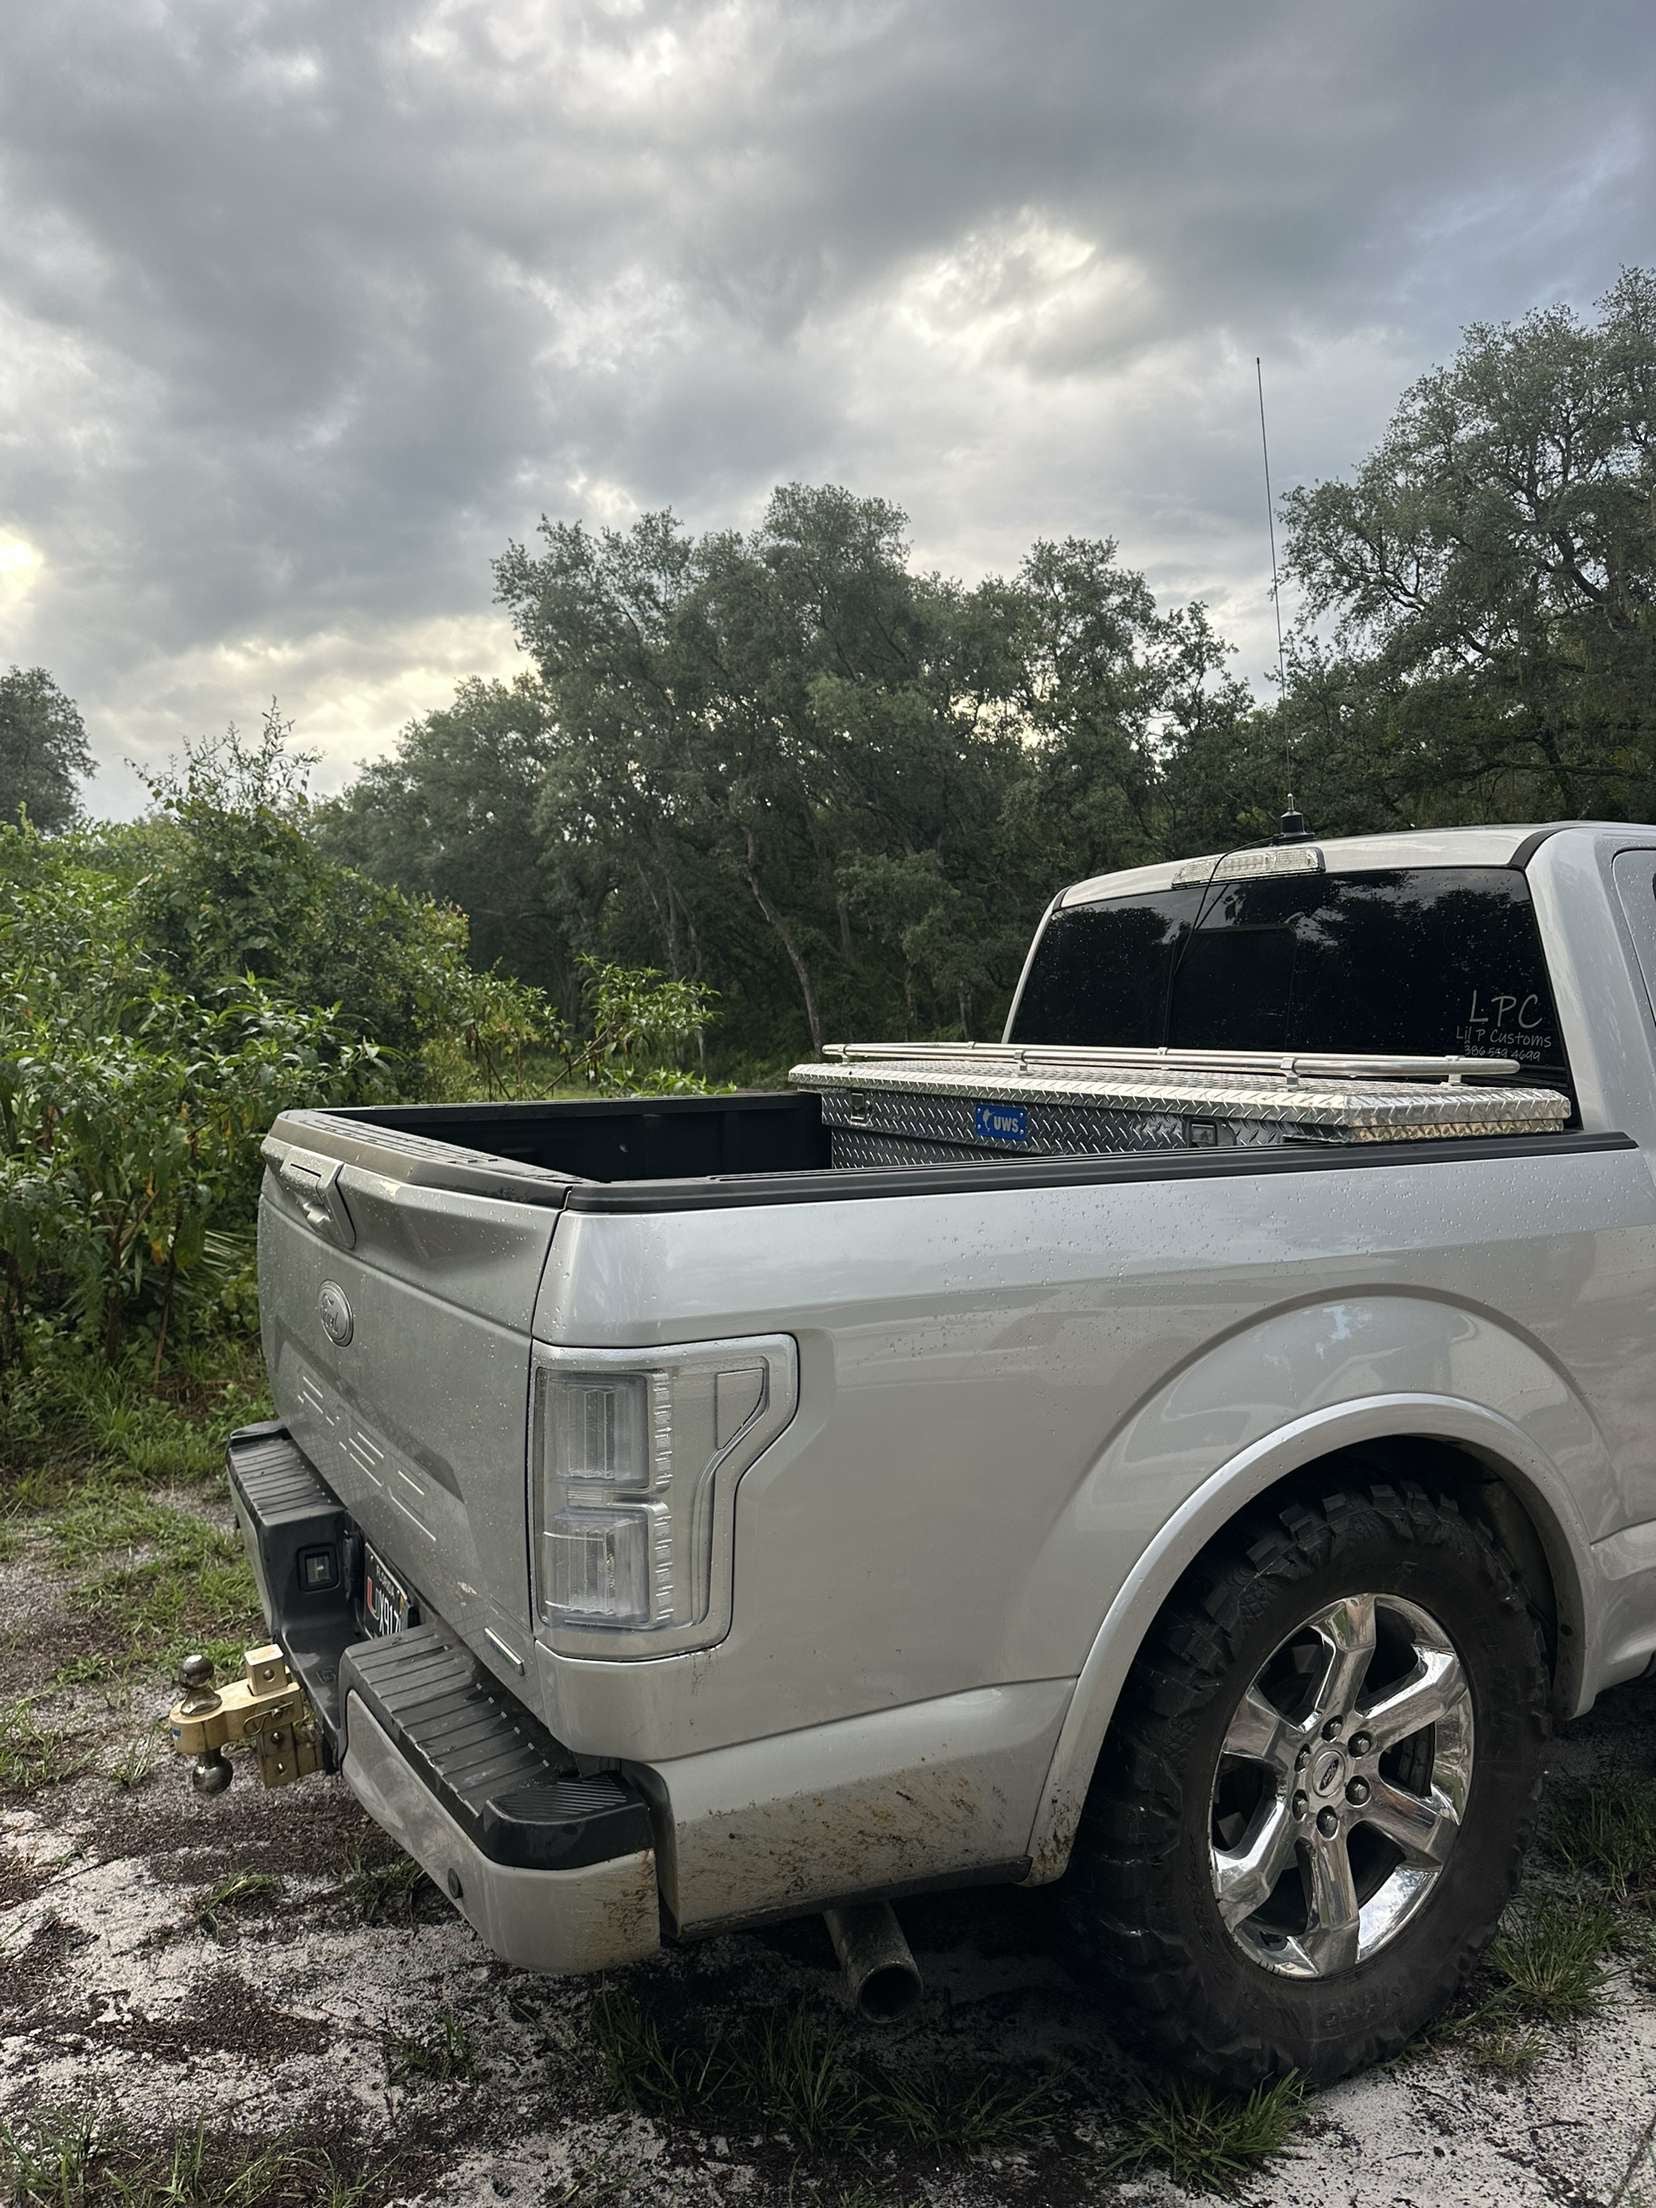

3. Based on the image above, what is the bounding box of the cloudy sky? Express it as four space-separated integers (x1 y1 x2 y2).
3 0 1654 813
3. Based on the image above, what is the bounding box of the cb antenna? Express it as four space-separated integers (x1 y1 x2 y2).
1256 355 1308 842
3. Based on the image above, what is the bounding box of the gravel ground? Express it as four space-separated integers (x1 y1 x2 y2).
4 1534 1656 2207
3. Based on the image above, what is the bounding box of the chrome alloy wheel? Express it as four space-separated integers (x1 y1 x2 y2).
1208 1593 1475 1980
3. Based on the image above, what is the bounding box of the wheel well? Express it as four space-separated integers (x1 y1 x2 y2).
1032 1429 1580 1886
1178 1435 1571 1706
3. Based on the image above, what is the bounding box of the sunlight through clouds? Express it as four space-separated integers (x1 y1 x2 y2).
0 534 44 612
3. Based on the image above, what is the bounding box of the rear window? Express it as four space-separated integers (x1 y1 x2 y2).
1009 867 1567 1079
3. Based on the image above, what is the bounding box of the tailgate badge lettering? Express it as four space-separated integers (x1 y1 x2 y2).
318 1282 354 1347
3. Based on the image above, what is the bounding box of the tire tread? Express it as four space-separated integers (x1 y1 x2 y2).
1064 1476 1552 2084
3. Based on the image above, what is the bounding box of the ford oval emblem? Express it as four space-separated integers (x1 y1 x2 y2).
318 1282 354 1347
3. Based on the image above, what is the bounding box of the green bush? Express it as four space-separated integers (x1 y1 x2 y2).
0 713 719 1396
123 711 717 1105
0 824 381 1368
122 708 494 1077
407 956 717 1103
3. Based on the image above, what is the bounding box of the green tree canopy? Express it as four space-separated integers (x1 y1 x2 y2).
1283 268 1656 823
311 676 562 985
481 485 1223 1056
309 273 1656 1059
0 666 93 833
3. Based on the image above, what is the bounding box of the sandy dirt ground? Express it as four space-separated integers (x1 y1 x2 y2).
4 1529 1656 2207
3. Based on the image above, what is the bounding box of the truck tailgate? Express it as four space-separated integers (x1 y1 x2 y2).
258 1126 567 1686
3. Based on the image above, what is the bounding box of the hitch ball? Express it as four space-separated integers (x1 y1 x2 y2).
176 1652 223 1717
191 1746 234 1797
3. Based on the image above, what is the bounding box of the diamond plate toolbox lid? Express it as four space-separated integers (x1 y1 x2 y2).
790 1042 1571 1152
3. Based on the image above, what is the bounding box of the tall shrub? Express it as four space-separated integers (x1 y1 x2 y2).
0 827 378 1371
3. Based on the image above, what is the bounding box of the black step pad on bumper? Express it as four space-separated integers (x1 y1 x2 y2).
230 1421 340 1527
340 1628 653 1871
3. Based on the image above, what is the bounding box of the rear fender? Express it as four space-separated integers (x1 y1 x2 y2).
1024 1303 1606 1883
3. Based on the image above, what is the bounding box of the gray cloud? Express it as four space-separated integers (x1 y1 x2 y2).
1 0 1653 809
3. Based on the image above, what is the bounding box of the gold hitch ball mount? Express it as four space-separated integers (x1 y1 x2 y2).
167 1645 322 1796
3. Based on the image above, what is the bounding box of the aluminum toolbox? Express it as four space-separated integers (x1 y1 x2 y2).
790 1043 1571 1168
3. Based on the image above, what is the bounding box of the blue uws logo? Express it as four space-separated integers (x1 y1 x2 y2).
974 1101 1029 1147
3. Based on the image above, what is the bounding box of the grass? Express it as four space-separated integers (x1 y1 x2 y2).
787 2190 908 2208
40 1479 258 1676
859 2058 1059 2152
0 1333 265 1684
195 1869 281 1938
385 2010 478 2087
1413 1783 1656 2076
1421 1894 1617 2073
590 1990 1061 2160
591 1988 751 2125
1548 1779 1656 1906
1488 1897 1618 2024
0 1334 268 1503
108 1729 163 1789
0 1697 81 1796
1613 1905 1656 1995
339 1843 435 1926
67 1540 258 1680
545 2165 626 2208
1464 2023 1546 2079
736 2007 871 2153
0 2109 377 2208
1101 2075 1307 2198
46 1484 236 1570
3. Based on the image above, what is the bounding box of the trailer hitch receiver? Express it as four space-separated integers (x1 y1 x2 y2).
166 1645 322 1795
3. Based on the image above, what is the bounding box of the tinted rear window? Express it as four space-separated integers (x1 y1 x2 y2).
1010 868 1566 1077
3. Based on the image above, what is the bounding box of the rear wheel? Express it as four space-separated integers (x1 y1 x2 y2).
1062 1478 1550 2085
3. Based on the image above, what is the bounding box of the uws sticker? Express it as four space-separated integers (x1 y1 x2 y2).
974 1101 1029 1147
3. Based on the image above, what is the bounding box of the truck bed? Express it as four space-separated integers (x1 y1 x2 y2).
269 1090 833 1202
267 1070 1596 1224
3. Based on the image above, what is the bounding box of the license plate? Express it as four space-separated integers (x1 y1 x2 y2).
361 1545 416 1637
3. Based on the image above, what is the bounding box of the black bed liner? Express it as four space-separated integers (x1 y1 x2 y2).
270 1089 828 1203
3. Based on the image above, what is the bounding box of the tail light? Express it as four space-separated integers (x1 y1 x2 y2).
530 1335 798 1657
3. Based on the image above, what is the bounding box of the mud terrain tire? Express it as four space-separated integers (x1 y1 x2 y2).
1062 1478 1551 2085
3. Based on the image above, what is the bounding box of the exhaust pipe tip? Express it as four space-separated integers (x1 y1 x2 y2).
853 1957 923 2023
823 1901 923 2024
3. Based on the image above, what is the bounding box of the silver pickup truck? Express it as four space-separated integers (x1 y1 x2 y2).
171 822 1656 2086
